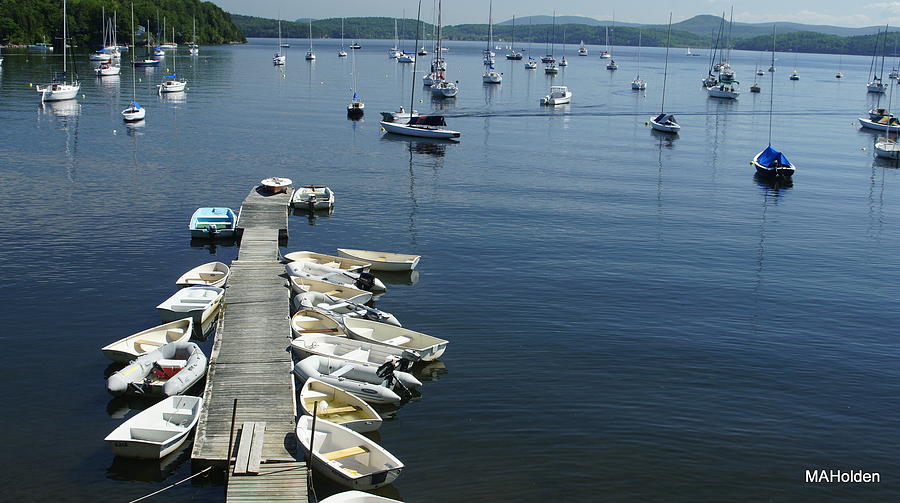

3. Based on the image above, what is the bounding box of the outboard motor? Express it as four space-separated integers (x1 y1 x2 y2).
207 223 218 236
354 272 377 291
307 195 317 211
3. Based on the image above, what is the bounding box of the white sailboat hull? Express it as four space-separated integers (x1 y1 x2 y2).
37 83 80 102
859 117 900 132
706 86 739 99
95 65 121 76
122 106 145 121
158 80 186 93
380 120 460 139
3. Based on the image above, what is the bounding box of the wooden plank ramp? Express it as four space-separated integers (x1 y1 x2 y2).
191 186 306 499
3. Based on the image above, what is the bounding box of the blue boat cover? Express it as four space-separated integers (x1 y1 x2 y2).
757 145 791 167
353 92 359 102
130 101 141 109
165 72 177 79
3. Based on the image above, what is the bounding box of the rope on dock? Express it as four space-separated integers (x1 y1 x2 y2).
126 466 213 503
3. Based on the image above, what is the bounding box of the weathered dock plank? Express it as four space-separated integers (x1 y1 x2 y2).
192 185 304 500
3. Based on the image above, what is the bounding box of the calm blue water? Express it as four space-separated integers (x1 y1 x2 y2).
1 37 899 502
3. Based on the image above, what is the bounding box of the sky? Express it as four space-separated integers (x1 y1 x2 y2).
209 0 900 28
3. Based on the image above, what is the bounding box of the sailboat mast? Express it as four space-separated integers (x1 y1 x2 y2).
660 14 671 114
768 26 776 146
409 0 423 115
62 0 67 75
487 0 493 51
131 2 136 100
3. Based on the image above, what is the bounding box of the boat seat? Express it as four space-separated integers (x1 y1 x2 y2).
341 348 370 361
381 336 411 346
135 339 164 349
329 365 355 378
130 427 181 442
321 445 368 461
351 327 375 338
166 329 186 339
322 261 341 269
162 412 194 426
169 303 202 312
324 290 344 296
304 390 330 400
318 405 359 416
199 271 226 280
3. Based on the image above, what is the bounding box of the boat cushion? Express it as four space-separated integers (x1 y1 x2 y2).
321 445 368 461
381 336 411 346
130 427 181 442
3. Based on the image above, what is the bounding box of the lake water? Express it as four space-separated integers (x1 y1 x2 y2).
1 37 899 502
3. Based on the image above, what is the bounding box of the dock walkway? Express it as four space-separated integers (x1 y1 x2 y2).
191 187 306 499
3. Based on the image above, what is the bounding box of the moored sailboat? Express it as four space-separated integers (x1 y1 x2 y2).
37 0 80 102
650 15 680 133
753 26 795 179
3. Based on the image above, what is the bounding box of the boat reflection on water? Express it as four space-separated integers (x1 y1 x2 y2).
378 133 454 158
414 359 448 382
189 237 236 253
105 395 164 419
159 90 186 103
294 205 334 226
650 127 679 144
125 119 146 136
106 439 193 483
753 172 793 191
40 99 82 118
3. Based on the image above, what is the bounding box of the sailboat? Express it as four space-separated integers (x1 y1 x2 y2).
482 0 502 83
338 18 348 57
631 32 645 89
273 18 286 65
544 11 558 74
752 26 795 179
398 12 415 63
189 16 199 56
506 15 522 60
347 46 363 118
381 0 460 139
90 7 113 62
650 15 679 133
389 19 401 58
789 51 800 80
578 40 588 56
122 3 145 122
600 25 611 58
158 28 186 93
94 11 121 76
429 0 458 98
875 62 900 158
525 19 537 69
37 0 80 101
558 28 568 67
133 17 161 67
306 18 316 60
836 55 843 78
706 12 739 99
606 19 617 70
867 27 887 93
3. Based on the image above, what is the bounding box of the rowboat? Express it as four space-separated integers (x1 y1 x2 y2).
289 276 372 304
106 340 207 396
290 185 335 210
343 318 448 361
284 251 371 273
101 319 193 363
336 248 421 272
156 285 224 326
297 416 404 489
175 261 230 288
285 261 386 292
104 395 202 459
291 309 347 338
301 378 382 432
294 291 400 326
319 491 403 503
188 207 236 239
291 333 421 367
293 355 421 404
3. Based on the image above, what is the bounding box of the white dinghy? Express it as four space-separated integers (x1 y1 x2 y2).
284 251 371 273
290 185 335 211
540 85 572 105
293 355 421 404
343 318 448 361
104 395 202 459
286 261 386 292
319 491 403 503
291 333 420 367
291 309 347 338
293 291 400 326
336 248 421 272
156 285 224 326
101 318 193 363
301 378 382 432
289 276 372 304
175 261 230 288
297 415 404 489
107 340 207 396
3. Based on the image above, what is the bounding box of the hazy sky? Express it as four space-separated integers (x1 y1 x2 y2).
209 0 900 28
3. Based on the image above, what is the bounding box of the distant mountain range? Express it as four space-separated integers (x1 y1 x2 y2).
497 14 895 38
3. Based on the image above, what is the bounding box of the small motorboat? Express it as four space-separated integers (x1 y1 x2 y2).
752 145 796 178
107 340 207 396
294 291 400 326
286 261 386 292
175 261 230 288
291 333 420 368
649 113 681 133
343 318 448 361
101 319 193 363
290 185 335 211
296 416 403 489
260 177 292 194
631 78 646 90
336 248 420 272
319 491 403 503
301 378 382 432
188 207 236 239
284 251 370 273
379 106 419 123
540 85 572 106
289 276 372 304
293 355 421 404
104 395 202 459
836 72 843 79
291 309 347 338
156 285 225 326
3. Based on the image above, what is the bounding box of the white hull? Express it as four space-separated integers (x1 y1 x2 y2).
301 378 382 433
106 340 207 397
706 86 739 99
859 117 900 132
343 317 448 361
285 250 369 273
868 83 887 93
291 333 419 368
875 138 900 159
631 80 646 90
104 396 202 459
286 261 386 292
274 55 286 65
380 120 460 139
319 491 403 503
293 355 419 404
101 319 194 363
290 186 335 210
297 416 403 489
95 65 121 76
175 261 230 288
650 119 681 133
541 87 572 106
336 248 420 271
156 285 224 326
289 276 372 303
122 106 145 121
158 80 186 93
290 309 347 338
430 82 458 97
482 72 502 83
37 83 80 102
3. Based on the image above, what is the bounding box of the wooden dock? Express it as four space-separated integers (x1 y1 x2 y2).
192 187 306 500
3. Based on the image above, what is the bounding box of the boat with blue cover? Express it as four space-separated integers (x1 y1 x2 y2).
188 207 236 238
752 145 795 178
